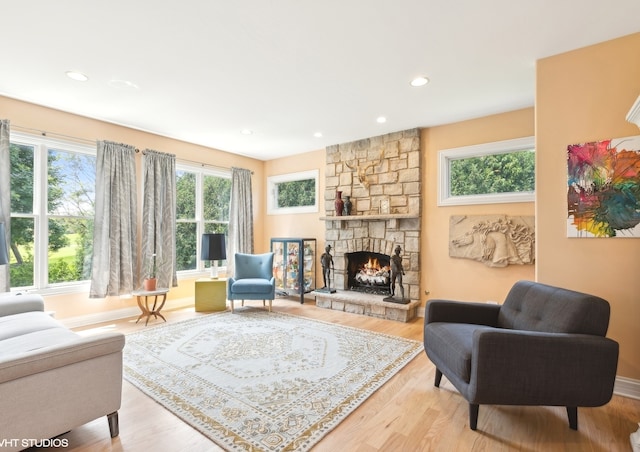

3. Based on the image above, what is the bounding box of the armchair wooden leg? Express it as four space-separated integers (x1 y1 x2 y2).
434 369 443 387
268 300 272 312
566 406 578 430
107 411 119 438
469 404 479 431
230 300 235 313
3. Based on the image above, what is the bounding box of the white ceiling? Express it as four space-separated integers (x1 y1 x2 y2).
2 1 639 161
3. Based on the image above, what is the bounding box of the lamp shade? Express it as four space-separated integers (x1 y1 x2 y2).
201 233 226 261
0 223 8 265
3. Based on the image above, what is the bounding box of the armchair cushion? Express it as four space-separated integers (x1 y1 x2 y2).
234 252 274 280
497 280 610 335
229 278 274 296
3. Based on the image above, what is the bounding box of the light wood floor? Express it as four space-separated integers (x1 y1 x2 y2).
34 299 640 452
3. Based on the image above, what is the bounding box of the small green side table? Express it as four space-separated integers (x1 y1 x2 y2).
195 278 227 312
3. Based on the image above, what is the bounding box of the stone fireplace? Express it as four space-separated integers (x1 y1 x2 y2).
314 128 422 322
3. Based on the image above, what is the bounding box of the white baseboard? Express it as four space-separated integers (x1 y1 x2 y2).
615 376 640 400
60 297 195 329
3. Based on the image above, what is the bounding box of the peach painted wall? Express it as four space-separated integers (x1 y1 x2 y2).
421 108 536 303
1 96 265 319
536 32 640 380
262 151 327 280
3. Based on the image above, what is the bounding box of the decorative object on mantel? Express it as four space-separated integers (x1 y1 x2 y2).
317 244 336 293
344 149 384 189
383 245 409 304
343 195 353 215
334 190 344 216
567 135 640 238
123 308 423 452
449 215 535 267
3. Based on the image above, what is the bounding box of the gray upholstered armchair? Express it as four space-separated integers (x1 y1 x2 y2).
227 252 276 312
423 280 619 431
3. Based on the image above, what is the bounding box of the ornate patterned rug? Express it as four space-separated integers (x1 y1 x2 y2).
123 307 423 451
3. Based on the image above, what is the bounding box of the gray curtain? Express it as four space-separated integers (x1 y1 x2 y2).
0 120 10 291
228 167 254 274
141 149 177 289
89 141 138 298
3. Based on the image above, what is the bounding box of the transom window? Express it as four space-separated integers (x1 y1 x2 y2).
267 170 319 215
438 136 535 206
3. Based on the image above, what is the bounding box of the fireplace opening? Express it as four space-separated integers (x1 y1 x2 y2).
346 251 391 295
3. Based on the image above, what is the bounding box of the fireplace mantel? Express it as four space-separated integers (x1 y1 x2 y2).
319 213 419 221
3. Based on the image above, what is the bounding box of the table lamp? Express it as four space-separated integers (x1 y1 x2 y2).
0 223 8 266
201 233 226 279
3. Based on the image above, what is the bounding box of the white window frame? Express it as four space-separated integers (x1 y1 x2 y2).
438 136 535 206
267 169 319 215
9 131 96 295
175 162 231 277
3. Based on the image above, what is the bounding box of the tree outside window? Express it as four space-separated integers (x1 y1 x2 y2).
9 134 95 289
176 166 230 273
438 137 535 206
267 170 319 214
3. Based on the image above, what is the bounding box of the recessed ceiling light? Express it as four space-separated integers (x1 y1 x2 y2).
410 76 429 87
66 71 88 82
240 129 253 135
313 132 323 138
376 116 387 124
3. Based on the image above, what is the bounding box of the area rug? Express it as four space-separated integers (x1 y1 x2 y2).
123 307 423 451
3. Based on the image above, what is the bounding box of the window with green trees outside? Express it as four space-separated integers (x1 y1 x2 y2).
439 136 535 206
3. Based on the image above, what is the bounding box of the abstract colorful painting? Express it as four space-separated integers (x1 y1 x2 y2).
567 135 640 237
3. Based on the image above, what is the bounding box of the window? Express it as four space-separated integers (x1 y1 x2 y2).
438 136 535 206
267 170 319 214
176 163 231 273
9 132 96 291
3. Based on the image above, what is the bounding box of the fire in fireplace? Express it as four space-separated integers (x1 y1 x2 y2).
346 251 391 295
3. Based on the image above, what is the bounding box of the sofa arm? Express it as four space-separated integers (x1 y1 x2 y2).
471 329 619 406
0 332 125 384
425 299 501 326
0 293 45 317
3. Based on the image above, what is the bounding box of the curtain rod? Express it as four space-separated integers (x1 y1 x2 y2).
11 124 96 145
135 149 253 174
12 124 253 174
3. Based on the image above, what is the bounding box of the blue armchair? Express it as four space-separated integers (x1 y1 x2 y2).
227 252 276 312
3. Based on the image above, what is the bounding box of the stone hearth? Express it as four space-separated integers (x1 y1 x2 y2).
315 128 422 322
314 290 420 322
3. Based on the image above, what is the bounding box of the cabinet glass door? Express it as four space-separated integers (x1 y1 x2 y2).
270 238 315 304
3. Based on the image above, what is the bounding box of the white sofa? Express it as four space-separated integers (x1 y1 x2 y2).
0 293 125 451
